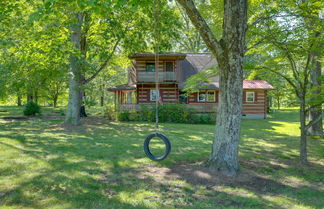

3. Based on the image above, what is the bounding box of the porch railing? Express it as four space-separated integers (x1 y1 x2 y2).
137 72 176 82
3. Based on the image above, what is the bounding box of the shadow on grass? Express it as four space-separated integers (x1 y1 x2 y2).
0 110 323 208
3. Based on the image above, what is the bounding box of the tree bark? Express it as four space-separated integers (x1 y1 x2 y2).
308 53 323 136
34 90 38 104
100 96 104 106
17 94 22 106
66 13 83 125
300 100 308 164
177 0 247 176
53 95 58 108
27 94 33 102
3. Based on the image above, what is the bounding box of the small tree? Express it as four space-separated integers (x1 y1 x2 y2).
250 0 323 164
23 101 41 116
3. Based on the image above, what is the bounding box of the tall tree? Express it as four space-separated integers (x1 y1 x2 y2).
177 0 248 176
249 0 323 164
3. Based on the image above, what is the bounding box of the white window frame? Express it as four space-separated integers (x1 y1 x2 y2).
198 92 206 102
207 91 215 102
246 92 255 102
150 89 160 101
198 91 215 102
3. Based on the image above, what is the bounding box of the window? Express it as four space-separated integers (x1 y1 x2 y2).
150 89 160 101
198 91 215 102
207 91 215 102
198 92 206 102
246 92 255 102
146 63 155 72
165 62 174 72
179 92 187 104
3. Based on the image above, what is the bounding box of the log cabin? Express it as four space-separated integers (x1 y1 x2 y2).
108 52 274 119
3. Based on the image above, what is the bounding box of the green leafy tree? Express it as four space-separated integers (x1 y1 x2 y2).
249 0 323 164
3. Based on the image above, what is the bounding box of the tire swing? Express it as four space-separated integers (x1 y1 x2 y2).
143 0 171 161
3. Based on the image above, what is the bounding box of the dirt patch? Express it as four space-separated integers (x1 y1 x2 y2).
132 160 314 196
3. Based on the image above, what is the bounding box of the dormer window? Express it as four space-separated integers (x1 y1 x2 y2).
146 63 155 72
165 62 174 72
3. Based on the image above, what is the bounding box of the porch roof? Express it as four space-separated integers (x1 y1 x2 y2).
107 84 136 91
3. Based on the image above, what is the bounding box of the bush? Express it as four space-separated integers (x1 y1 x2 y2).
115 103 217 124
117 110 131 121
23 101 41 116
104 104 117 120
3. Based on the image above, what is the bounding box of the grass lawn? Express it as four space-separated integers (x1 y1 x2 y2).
0 106 323 209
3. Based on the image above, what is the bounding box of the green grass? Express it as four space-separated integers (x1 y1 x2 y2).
0 106 323 209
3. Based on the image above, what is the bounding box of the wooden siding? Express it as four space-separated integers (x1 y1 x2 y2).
135 85 268 115
242 90 267 115
133 58 179 82
136 84 178 104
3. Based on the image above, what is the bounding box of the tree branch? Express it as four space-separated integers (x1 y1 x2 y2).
306 113 323 130
83 39 120 84
176 0 223 57
256 66 301 98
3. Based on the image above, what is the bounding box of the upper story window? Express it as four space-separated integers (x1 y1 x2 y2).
165 62 174 72
246 92 255 102
146 63 155 72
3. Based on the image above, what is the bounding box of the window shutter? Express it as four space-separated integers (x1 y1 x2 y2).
243 91 246 103
254 92 258 103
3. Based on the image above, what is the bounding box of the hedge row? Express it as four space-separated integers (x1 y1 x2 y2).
105 104 216 124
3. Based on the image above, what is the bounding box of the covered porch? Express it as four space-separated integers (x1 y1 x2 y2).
107 84 137 110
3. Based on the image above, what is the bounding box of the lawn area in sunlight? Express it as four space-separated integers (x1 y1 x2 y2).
0 106 323 209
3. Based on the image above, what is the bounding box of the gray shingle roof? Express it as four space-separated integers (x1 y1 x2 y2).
129 52 186 59
179 53 218 89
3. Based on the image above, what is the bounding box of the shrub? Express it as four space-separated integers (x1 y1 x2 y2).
117 110 131 121
139 104 153 121
104 104 117 120
23 101 41 116
115 103 217 124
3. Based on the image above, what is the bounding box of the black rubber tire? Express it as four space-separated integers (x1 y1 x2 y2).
144 133 171 161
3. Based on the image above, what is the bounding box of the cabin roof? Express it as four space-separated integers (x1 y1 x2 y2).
178 53 218 89
243 80 274 89
129 52 187 59
109 53 274 91
107 84 136 91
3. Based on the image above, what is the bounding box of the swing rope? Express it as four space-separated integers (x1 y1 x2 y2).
143 0 171 161
154 0 161 133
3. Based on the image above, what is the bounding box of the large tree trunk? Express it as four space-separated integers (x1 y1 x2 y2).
300 100 308 164
66 13 83 125
308 53 323 136
177 0 247 176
